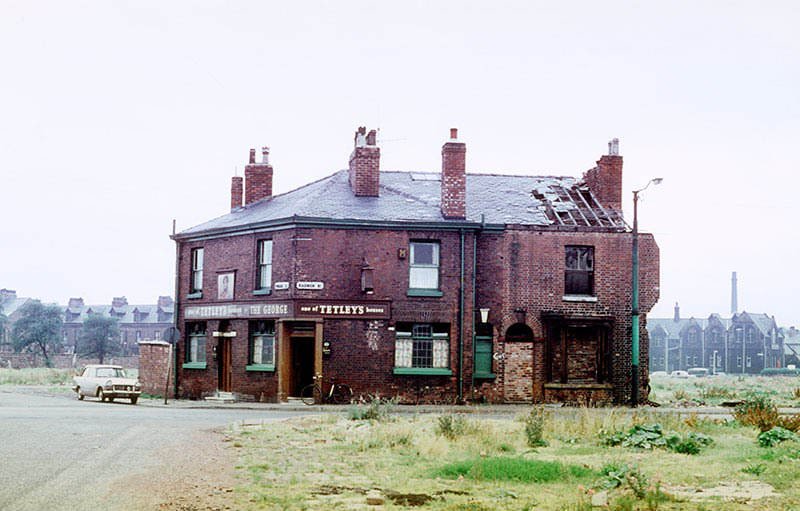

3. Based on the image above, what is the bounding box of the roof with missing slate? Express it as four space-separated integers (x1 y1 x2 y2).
177 170 625 238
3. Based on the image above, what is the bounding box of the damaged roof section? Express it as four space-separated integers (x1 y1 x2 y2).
531 181 625 229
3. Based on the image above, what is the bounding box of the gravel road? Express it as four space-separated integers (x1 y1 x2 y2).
0 389 309 511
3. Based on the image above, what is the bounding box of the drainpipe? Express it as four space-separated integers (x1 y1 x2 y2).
471 228 478 398
457 229 465 403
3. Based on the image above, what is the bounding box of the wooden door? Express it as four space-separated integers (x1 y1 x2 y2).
218 339 232 392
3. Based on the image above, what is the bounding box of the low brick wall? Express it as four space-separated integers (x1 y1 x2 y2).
138 341 175 398
0 353 139 370
543 383 614 406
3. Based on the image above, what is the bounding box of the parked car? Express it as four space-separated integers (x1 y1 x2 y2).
687 367 710 378
73 364 141 404
669 370 692 379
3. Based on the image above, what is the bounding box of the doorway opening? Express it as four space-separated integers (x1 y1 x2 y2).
290 337 315 396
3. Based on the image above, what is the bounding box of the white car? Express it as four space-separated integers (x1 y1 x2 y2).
669 370 692 379
73 364 141 404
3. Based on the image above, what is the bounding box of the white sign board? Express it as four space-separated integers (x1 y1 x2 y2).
296 281 324 290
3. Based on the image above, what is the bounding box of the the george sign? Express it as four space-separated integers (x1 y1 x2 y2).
296 281 324 290
274 282 290 291
296 300 391 319
185 302 292 319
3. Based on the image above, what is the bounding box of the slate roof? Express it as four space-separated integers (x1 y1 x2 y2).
63 304 172 325
177 170 626 238
0 297 32 318
648 313 777 339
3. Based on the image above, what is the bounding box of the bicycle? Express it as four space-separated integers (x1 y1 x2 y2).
301 375 353 405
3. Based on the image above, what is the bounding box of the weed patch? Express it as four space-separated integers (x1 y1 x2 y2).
602 423 712 454
433 457 594 483
734 396 779 432
436 414 471 440
524 406 548 447
757 427 799 448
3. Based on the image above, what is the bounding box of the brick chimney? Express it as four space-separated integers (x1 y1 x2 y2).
441 128 466 219
674 302 680 322
157 296 174 309
68 297 84 309
582 138 623 211
244 146 273 205
348 127 380 197
112 296 128 308
230 175 243 211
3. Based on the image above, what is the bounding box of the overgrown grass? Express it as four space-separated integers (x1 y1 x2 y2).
0 368 75 385
650 373 800 406
434 457 594 483
230 408 800 510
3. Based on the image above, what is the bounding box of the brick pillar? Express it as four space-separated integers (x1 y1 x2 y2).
231 176 243 211
244 146 273 205
348 127 380 197
441 128 466 219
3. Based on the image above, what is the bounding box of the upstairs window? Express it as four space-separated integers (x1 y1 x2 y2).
190 248 204 294
257 240 273 291
409 241 440 290
565 246 594 295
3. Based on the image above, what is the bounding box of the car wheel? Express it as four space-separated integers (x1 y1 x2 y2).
130 396 138 405
76 387 84 400
98 388 106 402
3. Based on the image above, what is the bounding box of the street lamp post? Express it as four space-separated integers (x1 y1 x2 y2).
631 177 662 406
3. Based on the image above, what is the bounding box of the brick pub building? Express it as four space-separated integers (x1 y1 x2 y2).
171 128 659 404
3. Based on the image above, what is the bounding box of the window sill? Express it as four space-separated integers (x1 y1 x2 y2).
186 292 203 300
182 362 207 370
246 364 275 372
393 367 453 376
562 295 598 303
474 372 496 380
252 288 271 296
407 289 444 298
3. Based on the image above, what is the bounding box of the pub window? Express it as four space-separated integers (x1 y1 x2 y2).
394 323 449 369
186 322 206 364
249 320 276 367
256 240 273 291
409 241 440 290
190 248 204 294
565 246 594 295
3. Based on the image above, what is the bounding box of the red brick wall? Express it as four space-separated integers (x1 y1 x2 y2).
175 222 658 404
175 227 477 402
476 228 659 404
138 341 174 398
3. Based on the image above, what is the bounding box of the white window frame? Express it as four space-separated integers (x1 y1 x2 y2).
409 242 440 290
257 240 273 291
394 323 449 369
191 248 204 293
250 321 275 367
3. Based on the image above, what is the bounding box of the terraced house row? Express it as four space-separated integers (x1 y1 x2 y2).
171 128 659 404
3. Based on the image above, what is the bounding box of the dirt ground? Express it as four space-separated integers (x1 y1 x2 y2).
119 427 240 511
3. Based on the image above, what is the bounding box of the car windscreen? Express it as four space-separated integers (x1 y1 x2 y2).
96 368 126 378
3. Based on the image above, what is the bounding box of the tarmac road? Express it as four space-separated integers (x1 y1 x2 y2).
0 389 310 511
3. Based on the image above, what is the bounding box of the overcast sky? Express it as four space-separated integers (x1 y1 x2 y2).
1 1 798 325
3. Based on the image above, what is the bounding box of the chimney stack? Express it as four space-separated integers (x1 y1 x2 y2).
244 146 273 205
674 302 680 322
441 128 466 219
731 271 738 315
348 126 380 197
230 174 243 211
581 138 623 211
